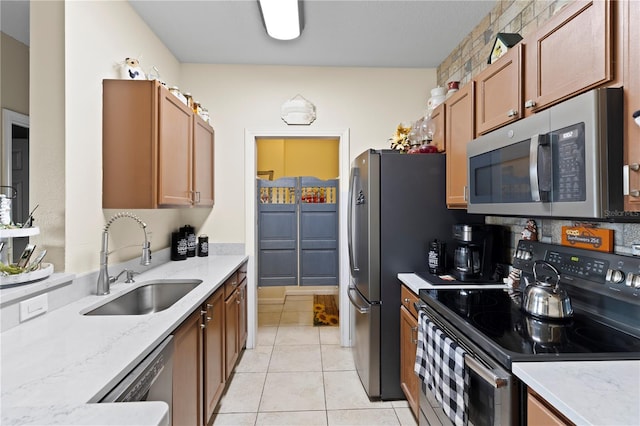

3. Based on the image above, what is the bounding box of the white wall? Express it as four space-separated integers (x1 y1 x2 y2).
181 64 436 242
31 0 437 275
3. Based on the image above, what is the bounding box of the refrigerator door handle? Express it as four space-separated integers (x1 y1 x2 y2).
347 167 359 273
347 285 370 314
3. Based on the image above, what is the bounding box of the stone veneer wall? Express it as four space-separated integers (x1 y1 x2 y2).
437 0 572 86
437 0 640 256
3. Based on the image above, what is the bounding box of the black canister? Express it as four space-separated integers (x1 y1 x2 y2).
428 239 446 274
197 235 209 257
171 231 187 261
181 225 196 257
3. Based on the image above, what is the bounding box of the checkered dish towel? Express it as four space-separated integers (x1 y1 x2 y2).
414 310 469 426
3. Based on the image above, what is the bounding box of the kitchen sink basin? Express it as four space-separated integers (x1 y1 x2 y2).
84 279 203 316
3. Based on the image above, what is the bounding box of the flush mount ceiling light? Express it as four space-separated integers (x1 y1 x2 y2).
258 0 303 41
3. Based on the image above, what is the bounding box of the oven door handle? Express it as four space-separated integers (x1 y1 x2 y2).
464 355 509 389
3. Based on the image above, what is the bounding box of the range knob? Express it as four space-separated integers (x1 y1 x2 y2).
625 272 640 288
516 250 532 260
606 269 625 284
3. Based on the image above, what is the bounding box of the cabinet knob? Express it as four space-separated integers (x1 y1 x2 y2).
403 298 411 303
200 309 208 316
206 303 213 308
507 109 518 117
200 323 206 329
630 163 640 172
525 100 536 108
630 190 640 197
206 316 212 322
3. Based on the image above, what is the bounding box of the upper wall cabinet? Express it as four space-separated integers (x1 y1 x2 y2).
474 44 523 135
523 0 613 115
102 80 214 209
446 83 474 209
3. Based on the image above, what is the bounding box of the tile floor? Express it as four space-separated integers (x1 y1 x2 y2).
212 295 418 426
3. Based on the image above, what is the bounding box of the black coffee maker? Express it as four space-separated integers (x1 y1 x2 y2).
451 224 508 282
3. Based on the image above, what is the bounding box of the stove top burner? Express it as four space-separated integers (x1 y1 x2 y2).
419 288 640 362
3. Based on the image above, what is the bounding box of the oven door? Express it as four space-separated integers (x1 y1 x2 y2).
417 303 519 426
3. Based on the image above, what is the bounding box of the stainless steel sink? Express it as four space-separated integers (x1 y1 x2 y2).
84 279 203 315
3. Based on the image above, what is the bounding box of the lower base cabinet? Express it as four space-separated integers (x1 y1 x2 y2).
203 288 225 424
527 389 573 426
400 284 421 419
172 262 248 426
172 310 203 426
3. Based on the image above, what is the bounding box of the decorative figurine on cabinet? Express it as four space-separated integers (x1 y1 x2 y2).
488 33 523 64
120 57 146 80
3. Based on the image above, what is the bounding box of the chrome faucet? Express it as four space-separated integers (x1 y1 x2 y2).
97 212 152 295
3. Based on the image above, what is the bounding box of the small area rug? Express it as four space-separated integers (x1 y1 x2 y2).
313 295 339 326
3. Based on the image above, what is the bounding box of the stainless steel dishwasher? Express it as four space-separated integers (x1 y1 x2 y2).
100 335 174 421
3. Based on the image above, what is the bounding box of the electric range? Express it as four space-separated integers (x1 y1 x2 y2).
416 240 640 426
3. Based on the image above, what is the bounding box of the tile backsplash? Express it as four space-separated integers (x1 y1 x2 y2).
486 216 640 259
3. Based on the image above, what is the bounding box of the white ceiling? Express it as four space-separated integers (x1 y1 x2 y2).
1 0 497 69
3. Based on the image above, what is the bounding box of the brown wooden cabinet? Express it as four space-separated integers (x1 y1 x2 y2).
172 261 248 425
527 389 574 426
523 0 613 116
203 288 225 424
400 285 420 419
172 309 203 426
474 44 523 135
430 103 445 153
238 277 248 351
193 115 215 206
445 82 474 208
102 79 214 208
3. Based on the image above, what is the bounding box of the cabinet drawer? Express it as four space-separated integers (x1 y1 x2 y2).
224 272 240 299
401 285 420 318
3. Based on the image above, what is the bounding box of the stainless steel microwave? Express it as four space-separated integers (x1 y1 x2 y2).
467 87 623 219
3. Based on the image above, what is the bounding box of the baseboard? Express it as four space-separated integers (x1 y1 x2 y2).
284 286 338 296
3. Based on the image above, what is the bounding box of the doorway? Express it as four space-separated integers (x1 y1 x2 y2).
2 109 30 261
245 129 351 349
256 137 339 290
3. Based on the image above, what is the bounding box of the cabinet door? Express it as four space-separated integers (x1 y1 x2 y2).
430 103 445 153
446 82 474 208
158 86 193 206
523 0 612 115
193 115 215 207
203 289 225 424
224 290 239 380
400 306 419 419
475 44 522 135
625 0 640 210
102 80 157 208
527 390 572 426
172 310 203 426
238 279 248 350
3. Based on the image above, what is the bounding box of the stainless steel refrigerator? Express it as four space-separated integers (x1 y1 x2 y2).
347 149 477 400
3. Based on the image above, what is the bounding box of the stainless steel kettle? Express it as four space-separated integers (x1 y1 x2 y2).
522 260 573 319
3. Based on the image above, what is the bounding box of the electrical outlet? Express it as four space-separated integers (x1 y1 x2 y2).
19 294 48 322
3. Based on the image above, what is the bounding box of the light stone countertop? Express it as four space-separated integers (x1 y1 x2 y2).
0 254 247 426
397 272 509 295
399 272 640 425
513 361 640 425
